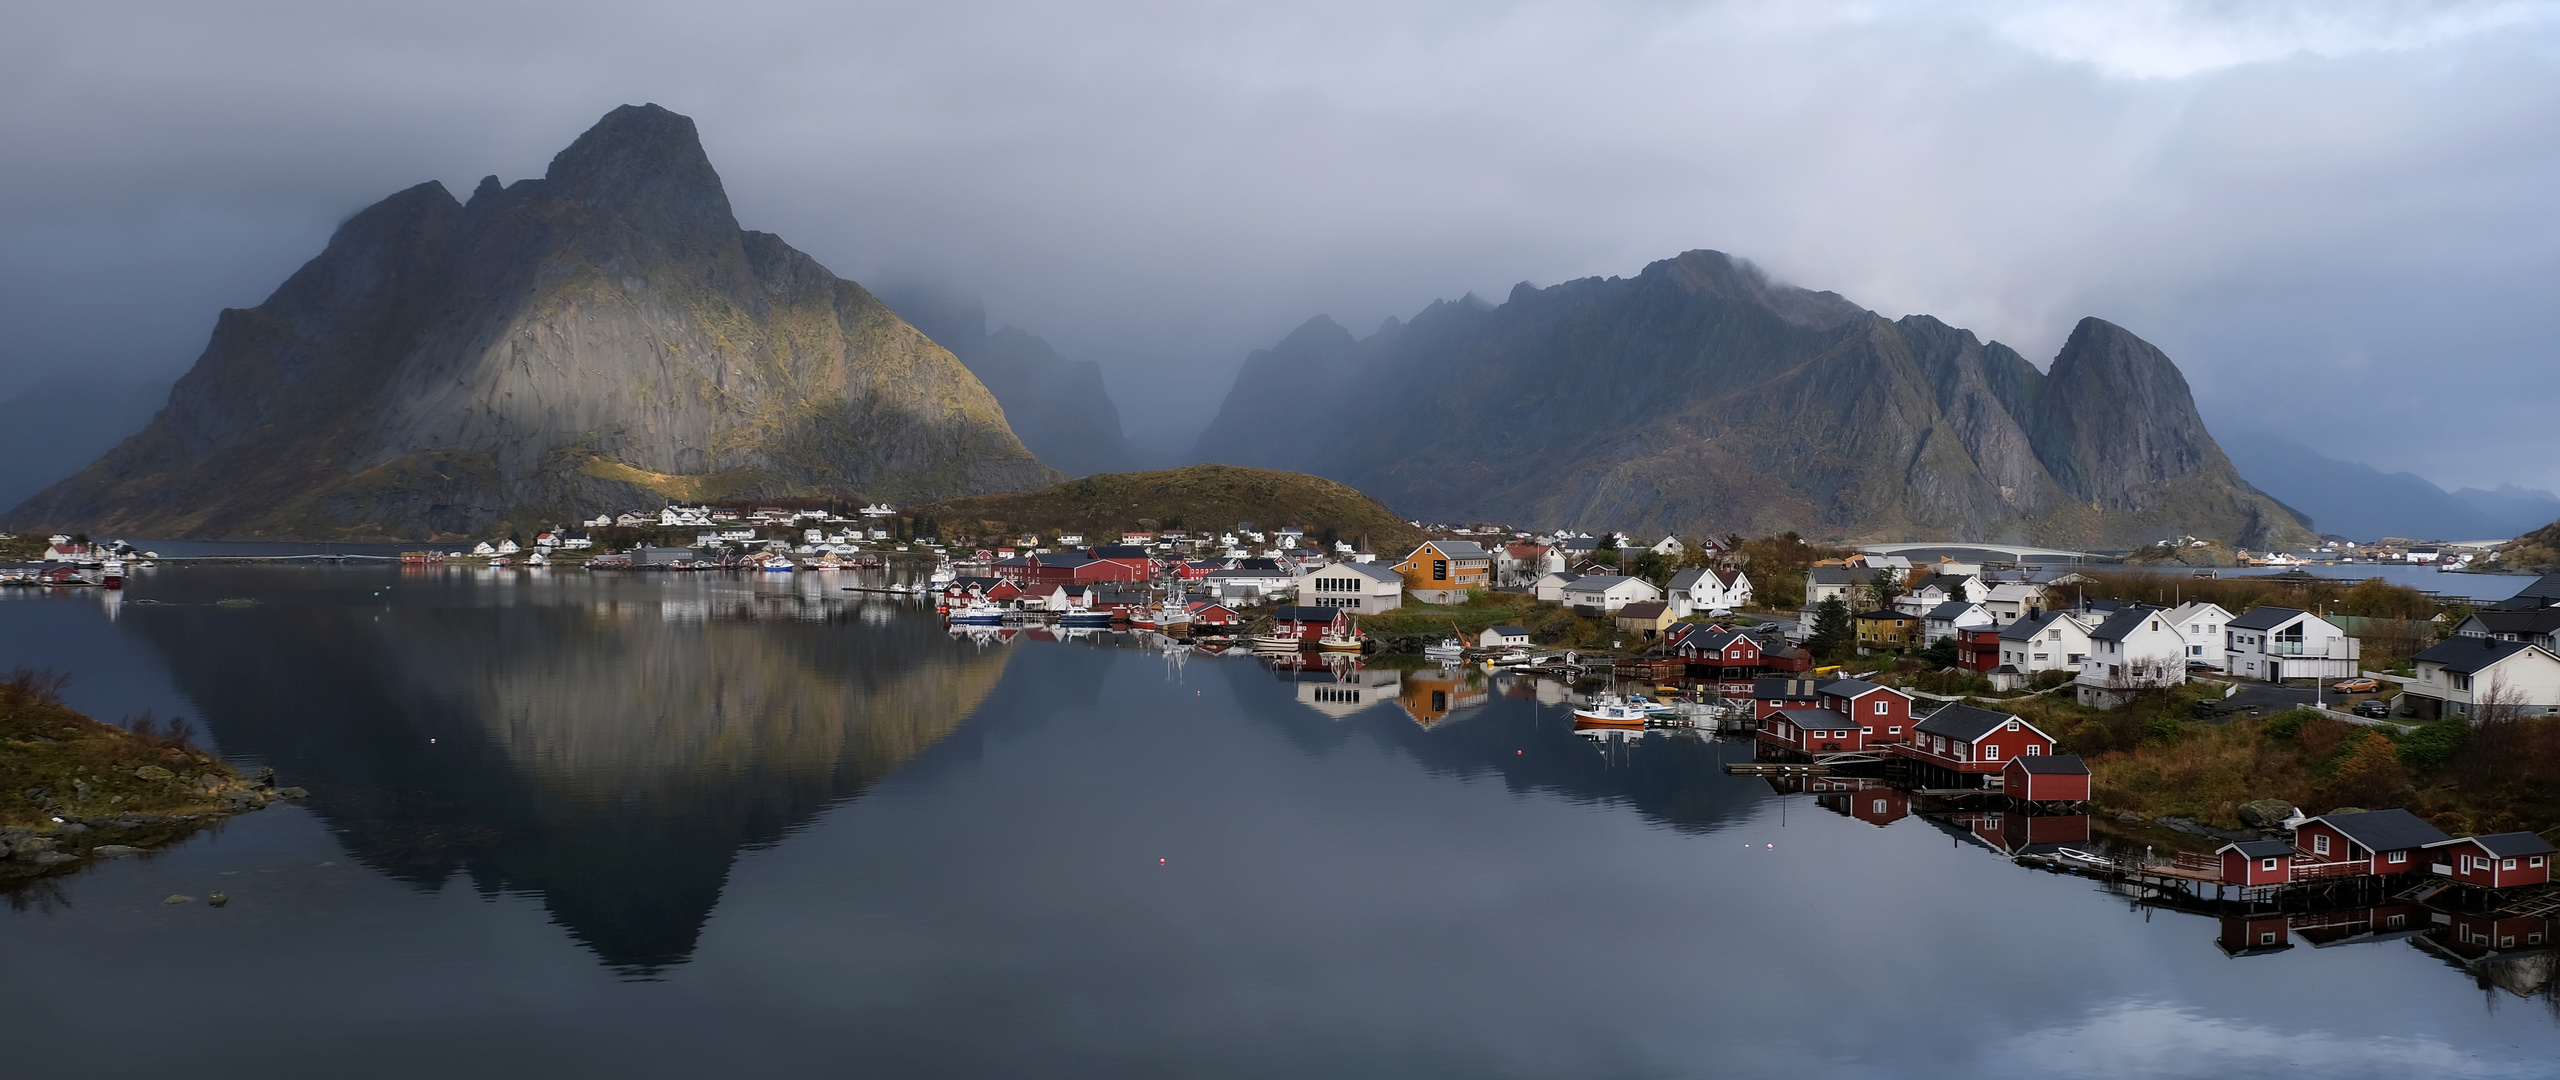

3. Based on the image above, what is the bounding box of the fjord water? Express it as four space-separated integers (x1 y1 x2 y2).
4 568 2555 1078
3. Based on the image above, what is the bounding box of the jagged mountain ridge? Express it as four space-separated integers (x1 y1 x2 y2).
874 284 1138 478
1193 250 2315 549
4 104 1057 540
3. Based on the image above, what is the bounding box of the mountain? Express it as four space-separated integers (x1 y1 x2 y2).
2452 484 2560 540
0 375 172 510
1191 250 2314 550
2213 431 2510 542
4 104 1057 541
873 283 1138 477
916 464 1422 554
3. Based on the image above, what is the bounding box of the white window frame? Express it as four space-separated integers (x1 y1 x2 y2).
2313 834 2330 857
2262 857 2280 872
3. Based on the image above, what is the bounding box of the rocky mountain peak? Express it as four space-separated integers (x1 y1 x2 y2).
541 103 739 244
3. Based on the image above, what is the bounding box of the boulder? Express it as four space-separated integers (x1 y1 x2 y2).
2237 799 2296 830
90 844 144 858
135 765 174 781
162 894 192 905
29 851 80 866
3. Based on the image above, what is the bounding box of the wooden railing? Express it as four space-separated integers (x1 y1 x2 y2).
2174 851 2220 872
2290 859 2366 882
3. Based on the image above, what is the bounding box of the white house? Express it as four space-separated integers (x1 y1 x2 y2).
1205 566 1300 601
2225 607 2361 682
1533 571 1582 604
1647 535 1685 558
2076 605 2191 709
1297 560 1405 613
1497 543 1564 587
2161 602 2235 672
1921 600 1995 645
1560 574 1664 614
1479 625 1532 650
2402 637 2560 720
1667 567 1753 617
1995 610 2097 679
1980 582 2053 624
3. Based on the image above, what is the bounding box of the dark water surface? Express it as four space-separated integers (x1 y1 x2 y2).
4 566 2557 1079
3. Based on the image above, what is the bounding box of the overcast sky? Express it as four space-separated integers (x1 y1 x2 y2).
3 0 2555 485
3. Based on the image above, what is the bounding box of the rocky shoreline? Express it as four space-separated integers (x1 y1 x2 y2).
2 670 306 887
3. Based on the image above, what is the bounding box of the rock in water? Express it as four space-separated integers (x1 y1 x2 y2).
162 894 192 905
4 104 1059 540
2237 799 2296 830
90 844 144 858
208 890 229 907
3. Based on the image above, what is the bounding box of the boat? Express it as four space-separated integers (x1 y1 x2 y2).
1250 630 1306 650
1058 608 1115 629
760 560 795 573
1623 694 1680 719
947 599 1008 626
1420 638 1466 663
1317 615 1367 654
1571 692 1651 728
101 558 125 589
927 561 957 586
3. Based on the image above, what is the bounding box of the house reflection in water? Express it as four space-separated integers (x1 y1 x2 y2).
1398 666 1489 728
1794 776 1910 828
1272 657 1404 720
1945 808 2091 859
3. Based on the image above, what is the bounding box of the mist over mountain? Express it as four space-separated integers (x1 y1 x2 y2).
3 104 1056 540
873 283 1137 478
2216 431 2560 542
1193 250 2315 550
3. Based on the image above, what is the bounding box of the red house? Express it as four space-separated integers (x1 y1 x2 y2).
1185 602 1240 627
1675 629 1764 693
1892 705 2057 787
2217 839 2300 887
1955 627 2003 673
1086 544 1157 577
2422 832 2555 890
1761 708 1869 756
2291 809 2449 877
1816 679 1913 744
1268 606 1345 641
1751 677 1823 720
2001 755 2090 804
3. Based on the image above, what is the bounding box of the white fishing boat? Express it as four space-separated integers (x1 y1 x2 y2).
1420 638 1466 663
1571 692 1651 728
948 599 1008 626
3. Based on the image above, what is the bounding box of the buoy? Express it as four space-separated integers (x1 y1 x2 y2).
1766 843 1773 849
1159 858 1166 865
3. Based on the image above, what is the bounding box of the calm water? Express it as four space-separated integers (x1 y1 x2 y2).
4 566 2557 1079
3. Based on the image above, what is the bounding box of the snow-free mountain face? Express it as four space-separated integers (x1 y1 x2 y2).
1193 250 2316 550
5 104 1057 540
874 283 1138 479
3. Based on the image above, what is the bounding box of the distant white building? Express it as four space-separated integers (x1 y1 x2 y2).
2162 602 2235 672
1533 571 1581 604
1297 561 1404 613
1560 574 1663 614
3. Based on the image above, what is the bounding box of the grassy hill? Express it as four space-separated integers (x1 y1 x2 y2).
2496 518 2560 571
918 465 1421 554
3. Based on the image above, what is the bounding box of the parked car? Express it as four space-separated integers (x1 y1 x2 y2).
2332 678 2381 694
2353 698 2392 719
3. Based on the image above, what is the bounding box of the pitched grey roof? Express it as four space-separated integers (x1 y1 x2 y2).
1567 574 1640 591
1914 704 2023 743
1807 567 1875 586
2413 636 2546 675
1774 708 1858 731
2229 606 2309 631
2000 611 2062 641
1316 561 1401 583
2309 808 2450 852
2087 605 2165 642
1819 678 1886 698
2491 571 2560 610
2220 839 2296 858
1925 600 1981 620
1753 677 1823 700
1487 624 1530 636
2462 609 2560 635
2009 754 2087 775
1426 540 1490 559
1666 567 1708 591
2424 831 2559 858
1270 606 1341 623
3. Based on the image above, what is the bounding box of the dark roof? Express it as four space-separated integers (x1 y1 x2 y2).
2491 572 2560 610
1033 552 1094 567
1999 611 2062 641
1234 557 1284 571
2462 609 2560 635
2086 605 2165 642
1774 708 1858 730
1487 624 1530 636
1088 545 1152 559
2219 839 2297 858
1854 609 1912 622
2008 754 2087 775
1568 574 1641 591
1616 601 1670 619
2425 831 2560 857
1270 606 1340 623
2309 808 2451 851
2229 606 2309 631
1925 600 1982 620
1753 677 1823 700
1819 678 1887 698
1914 703 2025 743
2413 636 2546 675
1807 567 1875 586
1318 561 1401 583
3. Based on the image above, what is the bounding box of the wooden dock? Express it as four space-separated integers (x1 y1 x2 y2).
1724 763 1832 776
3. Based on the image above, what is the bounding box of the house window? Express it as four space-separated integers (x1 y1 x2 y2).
2387 851 2406 864
1983 746 2000 760
2004 720 2019 731
1861 727 1872 735
2505 858 2520 871
1888 726 1902 735
2025 744 2042 756
2313 834 2331 856
1874 701 1889 715
2534 856 2547 868
2260 932 2278 945
2262 858 2280 872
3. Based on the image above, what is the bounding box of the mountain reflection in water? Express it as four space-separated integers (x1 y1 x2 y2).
120 570 1009 971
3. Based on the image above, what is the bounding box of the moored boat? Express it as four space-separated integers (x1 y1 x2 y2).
948 599 1008 626
1421 638 1466 663
1571 692 1650 728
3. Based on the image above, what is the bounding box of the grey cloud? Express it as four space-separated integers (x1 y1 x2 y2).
2 0 2554 483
